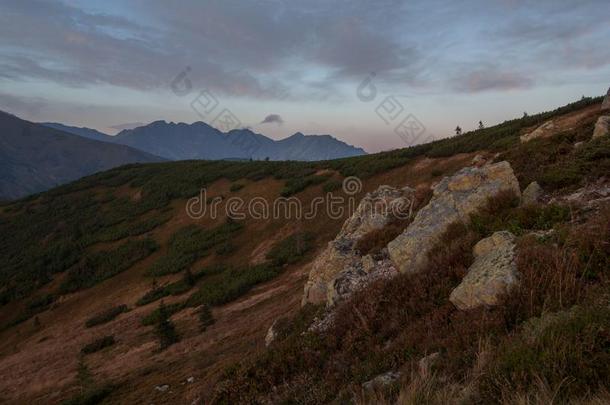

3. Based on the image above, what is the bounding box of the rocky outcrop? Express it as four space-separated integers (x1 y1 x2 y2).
520 120 555 143
602 87 610 111
522 181 543 205
302 185 415 305
449 231 518 310
592 116 610 139
328 258 397 306
387 162 520 274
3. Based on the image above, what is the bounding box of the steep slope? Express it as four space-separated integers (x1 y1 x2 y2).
42 122 113 143
0 111 163 200
0 96 607 404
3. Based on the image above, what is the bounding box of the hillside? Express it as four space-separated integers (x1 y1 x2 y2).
0 111 164 200
0 96 608 404
46 121 367 161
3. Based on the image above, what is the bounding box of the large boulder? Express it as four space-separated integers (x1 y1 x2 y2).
449 231 518 310
302 185 415 305
520 120 555 143
387 162 520 274
592 116 610 139
602 87 610 111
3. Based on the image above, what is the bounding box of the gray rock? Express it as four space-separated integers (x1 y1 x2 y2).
522 181 543 205
302 185 415 305
418 352 440 376
387 162 520 274
265 320 278 347
155 384 170 392
362 371 402 392
520 120 555 143
592 116 610 139
450 231 519 310
186 377 195 384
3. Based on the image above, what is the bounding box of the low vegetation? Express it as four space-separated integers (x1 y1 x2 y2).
81 335 116 355
213 199 610 403
85 304 128 328
146 221 243 276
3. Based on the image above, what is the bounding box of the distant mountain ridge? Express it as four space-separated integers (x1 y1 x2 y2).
0 111 163 200
44 121 367 161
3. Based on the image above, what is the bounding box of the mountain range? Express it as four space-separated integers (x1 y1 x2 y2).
0 111 163 200
44 121 367 161
0 113 366 200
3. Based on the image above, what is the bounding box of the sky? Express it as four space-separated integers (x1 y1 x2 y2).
1 0 609 153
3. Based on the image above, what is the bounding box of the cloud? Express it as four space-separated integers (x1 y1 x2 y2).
260 114 284 125
450 66 535 93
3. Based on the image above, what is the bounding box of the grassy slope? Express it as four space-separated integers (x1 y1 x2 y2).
0 96 606 404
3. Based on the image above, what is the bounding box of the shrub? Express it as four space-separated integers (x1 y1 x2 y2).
199 304 215 331
154 302 180 350
229 183 244 192
147 221 243 276
266 232 314 266
60 238 158 293
85 305 128 328
60 384 115 405
81 336 116 354
141 302 184 326
322 179 343 193
469 190 570 237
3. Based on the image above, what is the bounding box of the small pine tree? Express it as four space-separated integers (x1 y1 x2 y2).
523 111 529 118
199 304 215 331
455 126 462 136
155 302 179 349
183 268 195 287
478 120 484 130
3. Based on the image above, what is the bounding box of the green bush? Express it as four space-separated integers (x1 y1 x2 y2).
85 305 128 328
81 336 116 354
154 302 180 350
230 183 245 192
147 221 243 276
60 238 158 293
141 302 184 326
60 384 115 405
266 232 314 266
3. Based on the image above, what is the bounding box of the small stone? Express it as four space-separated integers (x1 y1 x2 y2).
574 141 584 148
265 320 278 347
522 181 543 205
186 377 195 384
362 371 402 393
418 352 440 376
155 384 170 392
592 116 610 139
471 154 486 166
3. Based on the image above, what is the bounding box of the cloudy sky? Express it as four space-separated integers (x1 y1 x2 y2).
1 0 609 152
